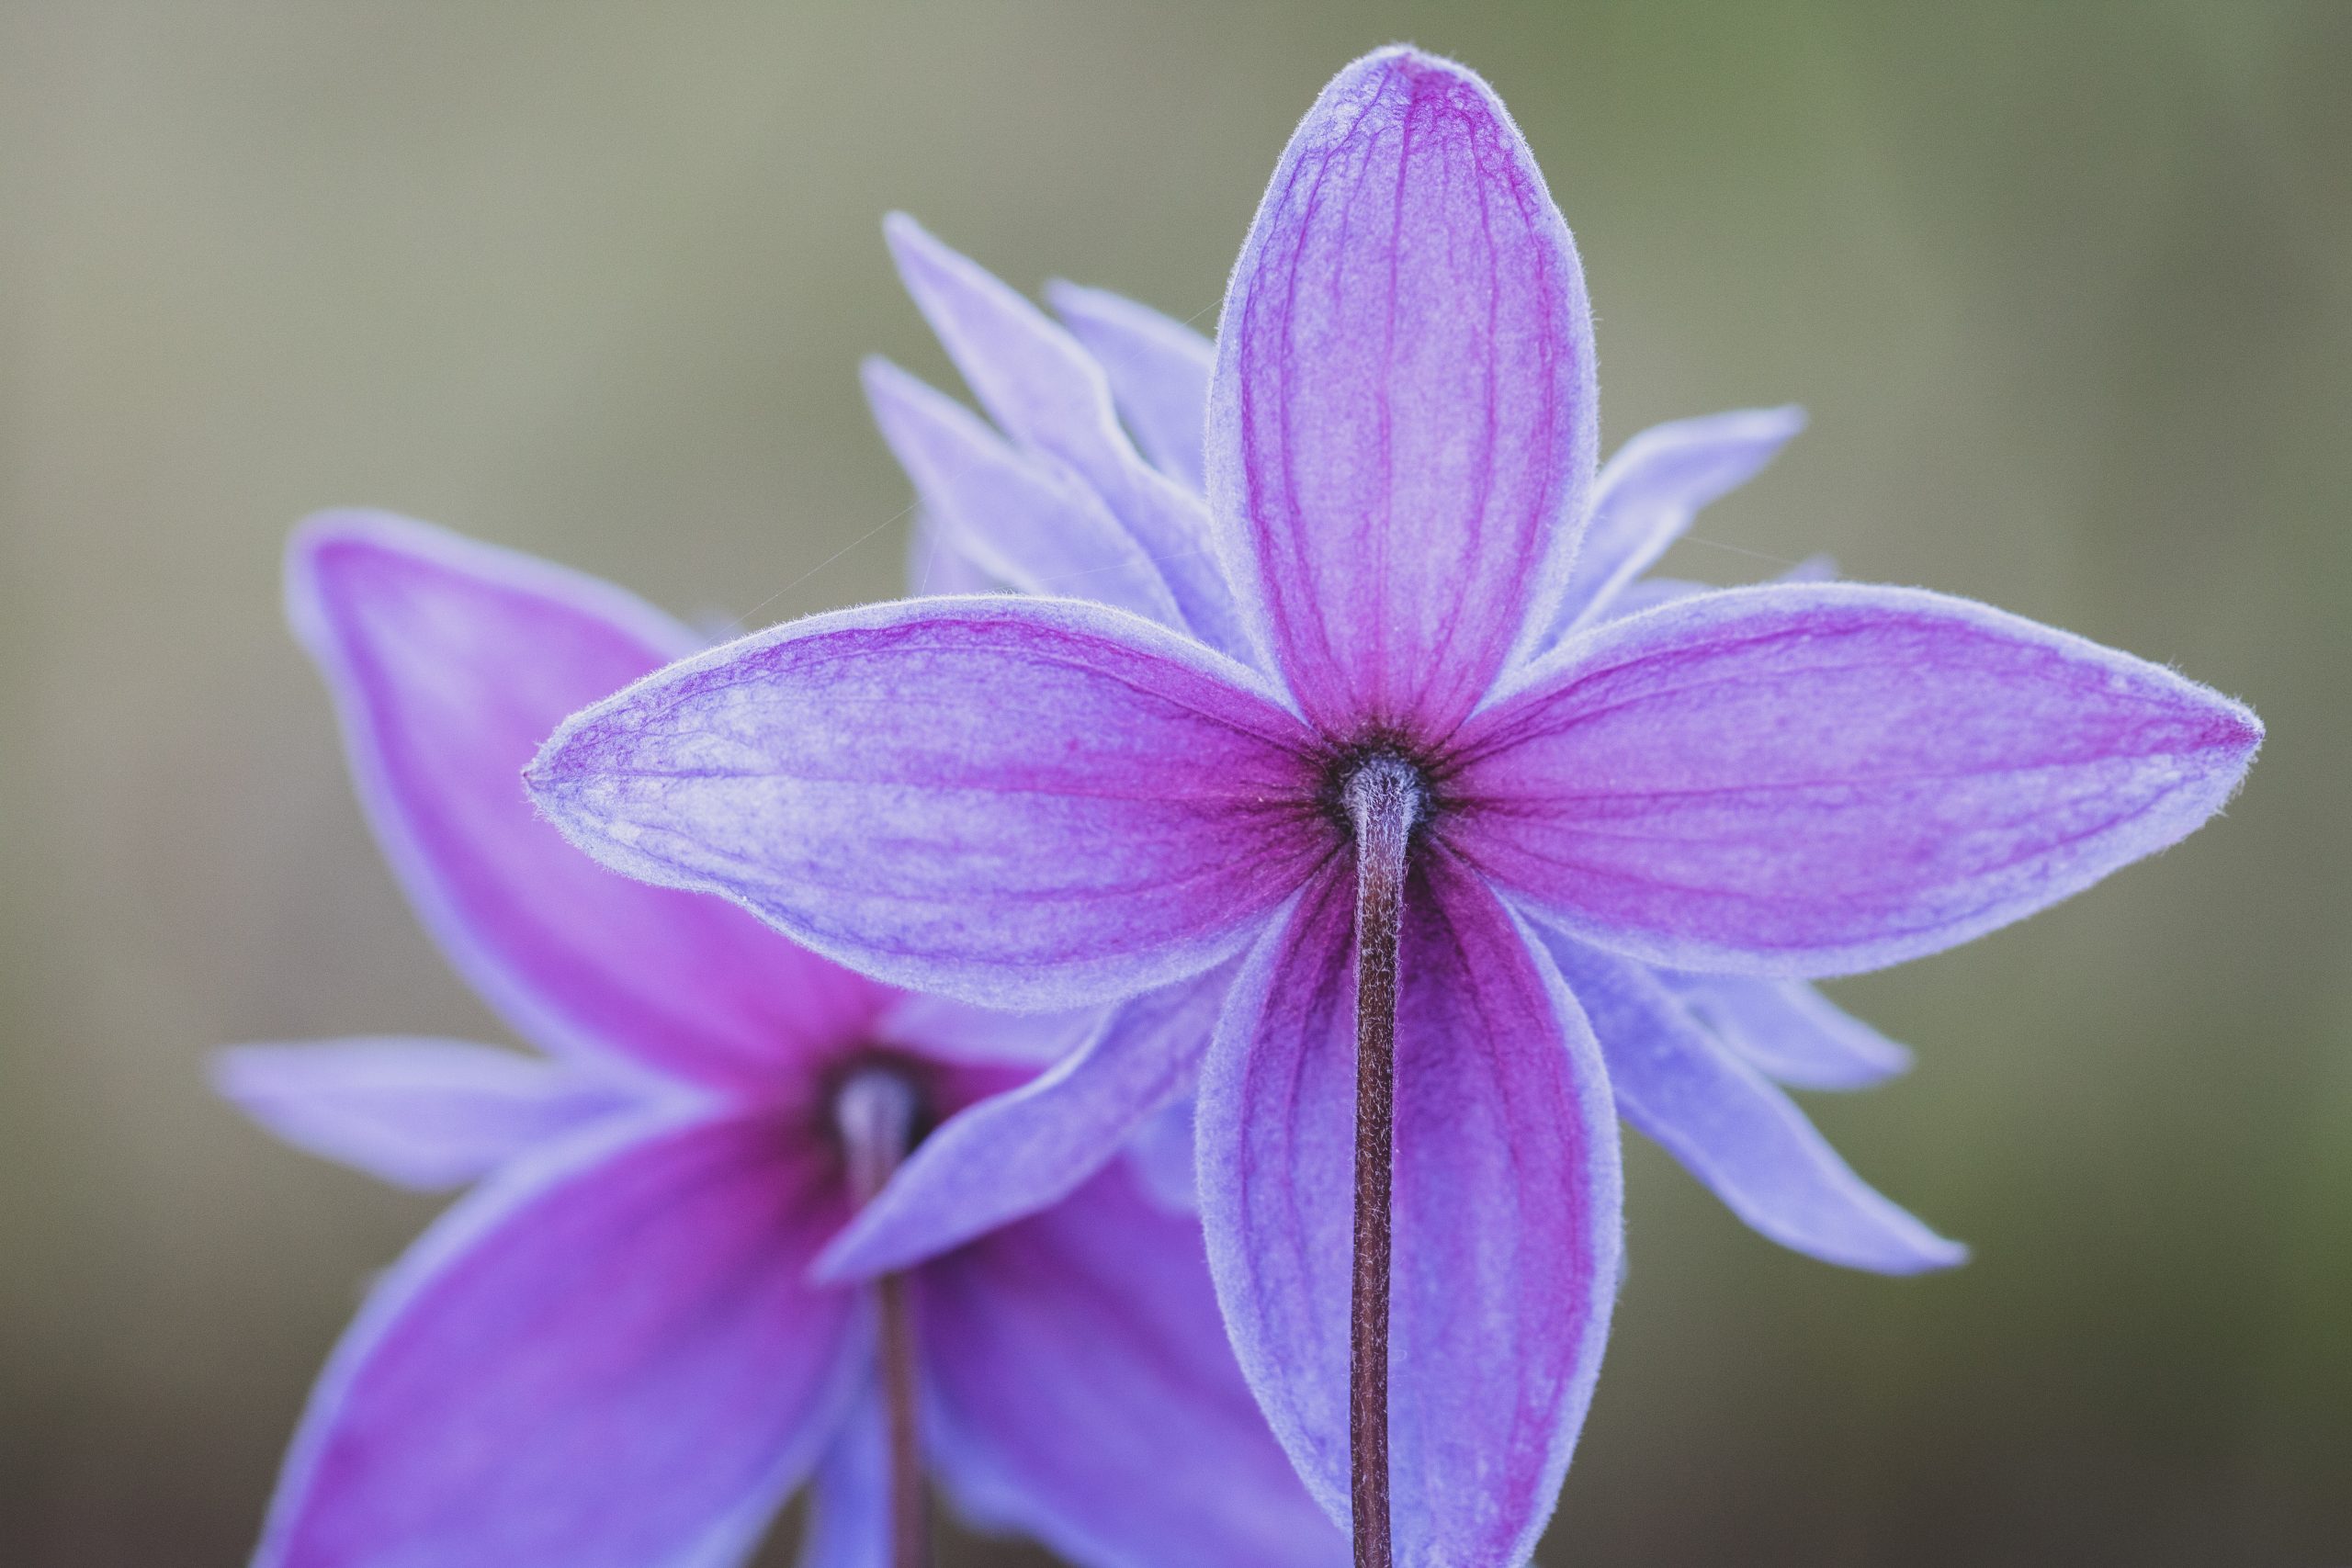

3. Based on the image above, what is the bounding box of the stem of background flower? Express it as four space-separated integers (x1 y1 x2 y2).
1344 757 1420 1568
837 1069 931 1568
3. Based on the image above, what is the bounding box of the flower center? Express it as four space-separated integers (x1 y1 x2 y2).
1325 742 1437 852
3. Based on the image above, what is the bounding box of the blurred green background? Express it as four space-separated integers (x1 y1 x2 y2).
2 3 2346 1563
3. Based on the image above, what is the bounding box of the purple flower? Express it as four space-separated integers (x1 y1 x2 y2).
222 512 1340 1568
528 47 2262 1566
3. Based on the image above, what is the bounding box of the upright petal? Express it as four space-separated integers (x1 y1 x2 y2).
818 964 1231 1280
1535 406 1807 642
884 216 1250 659
1543 936 1962 1273
289 512 895 1092
1126 1092 1202 1212
921 1167 1346 1568
796 1391 889 1568
863 357 1184 628
1046 280 1216 492
1207 46 1598 736
214 1038 640 1190
530 595 1329 1010
1661 972 1912 1090
905 506 1001 597
254 1111 865 1568
1198 856 1622 1564
1453 583 2263 976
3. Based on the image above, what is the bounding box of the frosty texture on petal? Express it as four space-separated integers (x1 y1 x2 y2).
1208 46 1598 736
254 1112 863 1568
922 1167 1346 1568
1544 936 1962 1272
1198 857 1621 1564
214 1038 637 1190
1047 280 1216 492
1663 972 1912 1090
1454 583 2263 976
531 596 1329 1010
289 512 894 1091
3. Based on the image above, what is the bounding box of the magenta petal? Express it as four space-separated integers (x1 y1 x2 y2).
884 216 1249 660
1207 46 1598 736
1046 280 1216 492
254 1111 864 1568
1544 935 1963 1273
921 1167 1345 1568
1199 857 1622 1562
817 963 1234 1281
214 1038 640 1191
530 595 1329 1010
863 357 1184 627
290 512 895 1091
1662 973 1912 1090
1453 582 2263 976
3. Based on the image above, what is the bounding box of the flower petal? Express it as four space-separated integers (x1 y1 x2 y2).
921 1166 1346 1568
1536 407 1806 641
214 1038 641 1190
1453 582 2263 976
1543 935 1962 1272
1207 46 1598 736
1126 1091 1201 1212
254 1110 864 1568
863 357 1184 627
817 964 1231 1281
1046 280 1216 492
884 215 1249 658
529 595 1329 1010
795 1390 889 1568
1661 972 1912 1090
905 506 1001 597
290 512 895 1091
1198 855 1622 1564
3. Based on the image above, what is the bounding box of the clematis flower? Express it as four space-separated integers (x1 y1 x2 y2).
220 512 1340 1568
528 47 2262 1567
859 230 1949 1276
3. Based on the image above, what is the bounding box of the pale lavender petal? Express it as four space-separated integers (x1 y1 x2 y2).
1453 582 2264 976
530 595 1329 1010
797 1390 888 1568
904 507 1001 598
214 1038 641 1191
885 215 1249 659
922 1166 1346 1568
1598 553 1836 623
290 512 896 1092
1539 407 1806 639
1046 280 1216 492
817 963 1232 1280
254 1110 865 1568
1207 46 1598 736
1662 972 1913 1090
1125 1091 1200 1213
1199 856 1622 1563
863 357 1183 626
1544 934 1962 1272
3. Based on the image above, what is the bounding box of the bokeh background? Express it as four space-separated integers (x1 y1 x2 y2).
3 3 2346 1563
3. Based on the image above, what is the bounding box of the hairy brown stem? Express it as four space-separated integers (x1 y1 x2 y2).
836 1070 930 1568
1343 757 1420 1568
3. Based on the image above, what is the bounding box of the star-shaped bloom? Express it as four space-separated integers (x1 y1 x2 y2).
221 513 1340 1568
530 48 2261 1566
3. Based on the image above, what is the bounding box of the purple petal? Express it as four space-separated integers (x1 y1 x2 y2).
254 1111 865 1568
878 993 1098 1070
1198 854 1622 1563
921 1166 1346 1568
1661 972 1913 1091
289 512 896 1092
884 216 1249 659
1046 280 1216 492
529 595 1328 1010
796 1390 889 1568
214 1038 641 1191
863 357 1183 627
1538 407 1806 639
905 506 1001 598
1599 553 1838 623
1125 1091 1201 1212
1544 935 1962 1272
1207 46 1598 736
1453 582 2263 976
817 964 1230 1281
